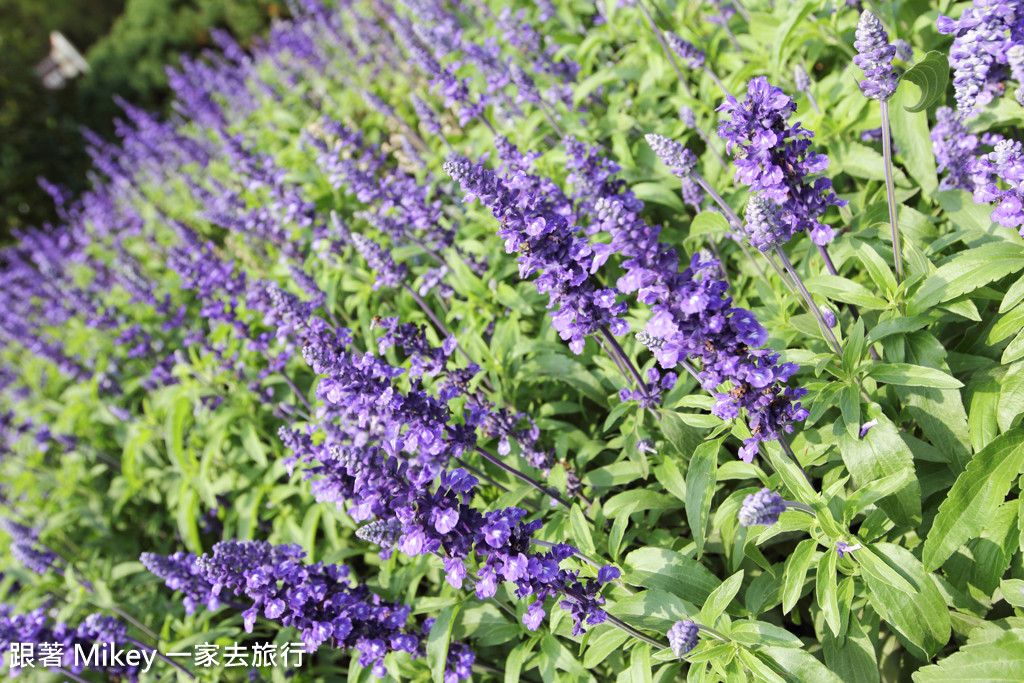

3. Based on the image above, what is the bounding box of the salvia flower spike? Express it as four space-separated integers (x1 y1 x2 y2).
853 11 898 102
667 620 700 657
738 488 814 527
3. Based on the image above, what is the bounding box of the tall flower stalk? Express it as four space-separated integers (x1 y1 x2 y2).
854 11 903 292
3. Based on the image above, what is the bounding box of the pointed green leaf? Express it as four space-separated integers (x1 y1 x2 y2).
686 440 720 558
923 429 1024 570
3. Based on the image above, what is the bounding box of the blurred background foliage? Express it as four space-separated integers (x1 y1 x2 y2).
0 0 280 238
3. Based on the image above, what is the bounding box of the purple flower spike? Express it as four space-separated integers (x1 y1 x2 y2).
738 488 786 527
645 133 697 178
742 195 785 252
668 620 700 657
718 77 845 246
971 139 1024 233
663 31 706 69
937 0 1022 117
794 64 811 92
853 11 898 101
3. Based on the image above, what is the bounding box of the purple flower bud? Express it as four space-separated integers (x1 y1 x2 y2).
738 488 786 527
645 134 698 179
794 64 811 92
668 620 700 656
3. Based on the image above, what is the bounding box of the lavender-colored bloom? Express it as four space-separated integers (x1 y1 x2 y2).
858 418 878 438
742 195 786 252
668 620 700 656
853 11 898 101
645 134 698 178
0 607 141 679
663 31 706 69
738 488 786 527
1008 43 1024 105
972 138 1024 232
679 105 697 129
140 551 220 614
718 76 846 246
835 541 862 558
892 39 913 62
1 519 58 575
938 0 1023 117
444 147 629 355
930 106 996 191
794 64 811 92
148 540 475 679
411 94 443 135
564 137 808 459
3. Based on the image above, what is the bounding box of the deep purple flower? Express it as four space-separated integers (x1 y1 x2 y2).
717 76 846 246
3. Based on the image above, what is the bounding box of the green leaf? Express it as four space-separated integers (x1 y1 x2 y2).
908 242 1024 315
583 627 630 669
912 629 1024 681
922 429 1024 570
427 605 457 683
864 362 963 389
998 362 1024 432
633 182 685 211
890 80 939 196
899 51 950 112
540 634 590 677
843 318 866 376
686 440 719 558
1002 579 1024 608
759 647 844 683
836 410 921 526
736 648 788 683
861 543 951 661
805 275 889 309
822 616 880 683
840 383 860 438
816 549 841 637
782 539 816 614
622 547 720 605
658 408 704 459
729 621 804 649
690 210 731 237
630 643 653 683
569 504 596 555
700 570 743 626
604 489 683 518
504 639 532 683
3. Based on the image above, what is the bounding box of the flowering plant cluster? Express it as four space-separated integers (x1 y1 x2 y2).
4 0 1024 682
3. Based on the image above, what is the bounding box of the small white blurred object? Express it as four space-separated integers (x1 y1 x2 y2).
33 31 89 90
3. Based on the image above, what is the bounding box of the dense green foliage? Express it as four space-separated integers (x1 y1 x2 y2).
4 0 1024 682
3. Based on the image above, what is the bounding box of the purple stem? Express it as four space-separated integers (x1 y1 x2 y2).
473 445 575 511
878 101 904 298
774 248 844 356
